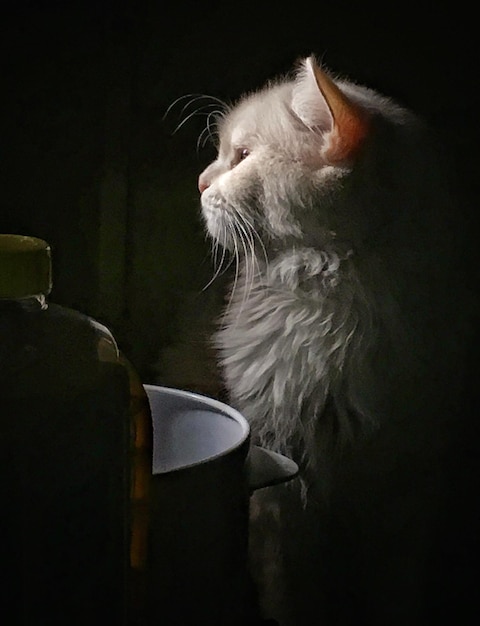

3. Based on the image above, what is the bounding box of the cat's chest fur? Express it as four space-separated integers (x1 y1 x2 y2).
215 245 374 455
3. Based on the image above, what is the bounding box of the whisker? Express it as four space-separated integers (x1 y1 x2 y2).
201 205 270 327
235 211 269 300
223 215 241 319
232 215 255 314
202 235 232 291
201 122 221 149
237 211 269 269
206 109 222 139
163 94 192 120
177 96 216 118
228 209 263 327
197 127 210 153
163 93 228 121
172 105 221 135
196 110 223 153
178 102 221 125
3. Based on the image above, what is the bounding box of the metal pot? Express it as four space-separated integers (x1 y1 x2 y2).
143 384 298 626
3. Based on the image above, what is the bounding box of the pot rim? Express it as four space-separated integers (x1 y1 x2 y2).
144 384 250 474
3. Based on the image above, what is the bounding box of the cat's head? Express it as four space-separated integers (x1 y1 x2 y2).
198 56 415 253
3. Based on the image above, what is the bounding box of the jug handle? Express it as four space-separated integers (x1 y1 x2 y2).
247 445 299 492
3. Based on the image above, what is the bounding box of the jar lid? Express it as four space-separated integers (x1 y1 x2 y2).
0 234 52 298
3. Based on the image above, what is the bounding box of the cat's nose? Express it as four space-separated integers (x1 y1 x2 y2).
198 174 210 194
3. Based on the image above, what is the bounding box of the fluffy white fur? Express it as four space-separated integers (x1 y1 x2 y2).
197 56 471 625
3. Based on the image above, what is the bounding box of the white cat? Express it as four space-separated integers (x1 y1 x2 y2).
196 56 473 625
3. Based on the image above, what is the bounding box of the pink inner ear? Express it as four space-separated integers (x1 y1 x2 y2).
310 60 370 164
326 108 370 164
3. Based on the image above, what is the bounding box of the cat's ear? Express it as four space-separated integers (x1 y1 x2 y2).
291 56 369 164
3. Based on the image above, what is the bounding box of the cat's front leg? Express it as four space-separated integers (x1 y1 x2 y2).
248 489 292 625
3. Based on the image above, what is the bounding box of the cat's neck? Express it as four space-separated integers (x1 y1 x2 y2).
227 242 356 307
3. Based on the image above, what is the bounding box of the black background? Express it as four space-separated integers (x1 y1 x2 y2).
1 0 478 379
2 3 479 623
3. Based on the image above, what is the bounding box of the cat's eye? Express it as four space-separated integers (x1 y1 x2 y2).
231 147 250 168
